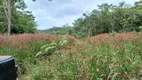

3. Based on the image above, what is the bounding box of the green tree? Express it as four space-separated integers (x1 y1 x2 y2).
71 1 142 38
0 0 37 34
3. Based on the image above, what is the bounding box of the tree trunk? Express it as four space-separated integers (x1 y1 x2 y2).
7 0 11 41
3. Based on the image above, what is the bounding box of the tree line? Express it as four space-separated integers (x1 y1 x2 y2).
43 1 142 38
1 1 142 36
72 1 142 37
0 0 37 34
40 24 72 35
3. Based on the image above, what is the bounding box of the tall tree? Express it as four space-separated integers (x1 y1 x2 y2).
0 0 12 41
71 2 142 38
0 0 37 34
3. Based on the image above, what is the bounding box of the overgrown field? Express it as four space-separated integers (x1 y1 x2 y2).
0 32 142 80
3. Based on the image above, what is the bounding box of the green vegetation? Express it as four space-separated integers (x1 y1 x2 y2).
41 1 142 38
36 42 57 57
0 0 37 34
0 33 142 80
40 24 72 35
36 35 68 57
0 0 142 80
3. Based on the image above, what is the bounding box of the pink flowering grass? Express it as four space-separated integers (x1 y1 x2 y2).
90 32 142 44
0 33 57 47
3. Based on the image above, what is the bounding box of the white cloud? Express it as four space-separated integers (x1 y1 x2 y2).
24 0 135 30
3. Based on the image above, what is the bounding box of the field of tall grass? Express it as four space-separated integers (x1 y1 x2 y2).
0 32 142 80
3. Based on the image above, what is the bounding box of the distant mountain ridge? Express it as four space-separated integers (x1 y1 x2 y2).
39 26 72 35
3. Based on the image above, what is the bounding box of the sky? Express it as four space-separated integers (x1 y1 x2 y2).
24 0 136 30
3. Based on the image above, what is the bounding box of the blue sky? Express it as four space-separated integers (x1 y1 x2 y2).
24 0 136 30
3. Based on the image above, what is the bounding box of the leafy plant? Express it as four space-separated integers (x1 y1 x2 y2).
110 30 117 36
139 26 142 31
58 35 68 46
35 42 57 57
36 35 68 57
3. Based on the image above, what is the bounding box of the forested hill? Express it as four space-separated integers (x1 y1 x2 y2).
41 1 142 38
39 25 72 35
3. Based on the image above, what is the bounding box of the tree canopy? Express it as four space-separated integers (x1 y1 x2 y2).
71 1 142 38
41 2 142 38
0 0 37 34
